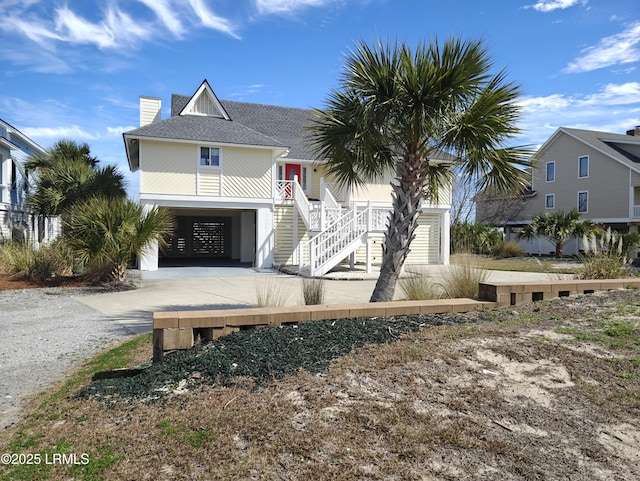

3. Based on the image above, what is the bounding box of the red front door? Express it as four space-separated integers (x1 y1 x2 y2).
285 163 301 199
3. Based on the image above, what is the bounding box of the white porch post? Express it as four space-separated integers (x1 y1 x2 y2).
255 207 274 269
139 203 159 271
442 210 450 265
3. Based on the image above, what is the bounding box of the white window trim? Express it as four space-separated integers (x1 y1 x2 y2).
578 191 588 213
545 193 555 209
546 161 555 183
578 155 589 178
199 146 222 169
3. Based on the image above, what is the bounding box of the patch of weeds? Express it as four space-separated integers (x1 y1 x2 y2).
157 420 210 448
630 359 640 368
555 327 578 335
619 372 637 380
183 428 211 448
604 321 635 338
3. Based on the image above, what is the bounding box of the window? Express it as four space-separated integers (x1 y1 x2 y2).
200 147 220 167
545 194 555 209
546 161 555 182
578 191 588 213
10 161 17 190
277 165 283 181
302 167 308 191
578 156 589 178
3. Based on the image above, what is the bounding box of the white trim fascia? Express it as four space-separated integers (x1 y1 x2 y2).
276 157 316 165
140 193 274 210
590 217 634 224
124 134 288 157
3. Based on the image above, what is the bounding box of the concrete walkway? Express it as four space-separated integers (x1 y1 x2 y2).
78 265 571 335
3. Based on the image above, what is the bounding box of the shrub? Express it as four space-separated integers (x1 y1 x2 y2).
578 256 625 280
452 222 502 255
255 277 288 307
26 240 74 281
399 267 443 300
0 242 33 276
64 197 173 284
491 240 525 258
578 228 633 279
0 240 73 280
442 262 488 299
301 277 326 305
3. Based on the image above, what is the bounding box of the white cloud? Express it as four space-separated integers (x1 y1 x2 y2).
0 0 238 57
517 82 640 144
525 0 586 13
254 0 335 15
564 22 640 73
107 126 137 137
189 0 240 38
21 126 98 141
138 0 185 37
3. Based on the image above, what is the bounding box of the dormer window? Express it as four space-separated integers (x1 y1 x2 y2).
200 147 220 167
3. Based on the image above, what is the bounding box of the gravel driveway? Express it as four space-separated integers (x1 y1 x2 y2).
0 287 134 430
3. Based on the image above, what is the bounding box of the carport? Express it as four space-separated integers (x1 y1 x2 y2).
160 208 256 267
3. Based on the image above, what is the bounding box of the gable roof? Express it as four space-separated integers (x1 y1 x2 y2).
178 79 230 119
124 80 457 172
124 80 321 171
539 127 640 173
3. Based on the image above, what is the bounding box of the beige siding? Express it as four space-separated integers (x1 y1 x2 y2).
198 170 220 196
354 212 441 265
274 206 296 264
140 141 196 195
523 135 631 220
223 147 272 198
406 213 441 264
351 170 452 205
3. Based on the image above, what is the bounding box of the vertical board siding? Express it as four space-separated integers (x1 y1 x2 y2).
199 170 220 196
140 141 196 195
223 147 272 199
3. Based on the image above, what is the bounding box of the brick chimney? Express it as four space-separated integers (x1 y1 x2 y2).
140 96 161 127
626 126 640 136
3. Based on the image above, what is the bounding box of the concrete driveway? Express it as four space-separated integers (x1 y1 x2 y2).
78 265 570 335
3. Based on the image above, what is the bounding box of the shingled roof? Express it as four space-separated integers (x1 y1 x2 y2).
550 127 640 171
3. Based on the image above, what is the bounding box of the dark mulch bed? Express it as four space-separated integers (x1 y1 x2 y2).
77 313 480 404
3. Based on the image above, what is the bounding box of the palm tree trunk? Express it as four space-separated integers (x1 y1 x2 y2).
370 158 424 302
556 242 563 258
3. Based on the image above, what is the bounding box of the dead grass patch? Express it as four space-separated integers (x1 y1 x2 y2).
1 291 640 480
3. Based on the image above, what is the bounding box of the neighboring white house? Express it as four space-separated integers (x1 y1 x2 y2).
123 80 452 274
0 118 53 244
477 126 640 256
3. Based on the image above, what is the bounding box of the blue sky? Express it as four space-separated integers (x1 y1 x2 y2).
1 0 639 196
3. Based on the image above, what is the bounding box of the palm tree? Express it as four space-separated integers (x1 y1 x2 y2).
63 197 173 283
25 139 125 217
310 38 532 301
518 209 596 258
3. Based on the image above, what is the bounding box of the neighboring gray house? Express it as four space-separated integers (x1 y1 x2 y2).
0 119 51 244
477 126 640 256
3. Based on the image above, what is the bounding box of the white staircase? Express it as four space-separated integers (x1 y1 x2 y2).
275 177 391 277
